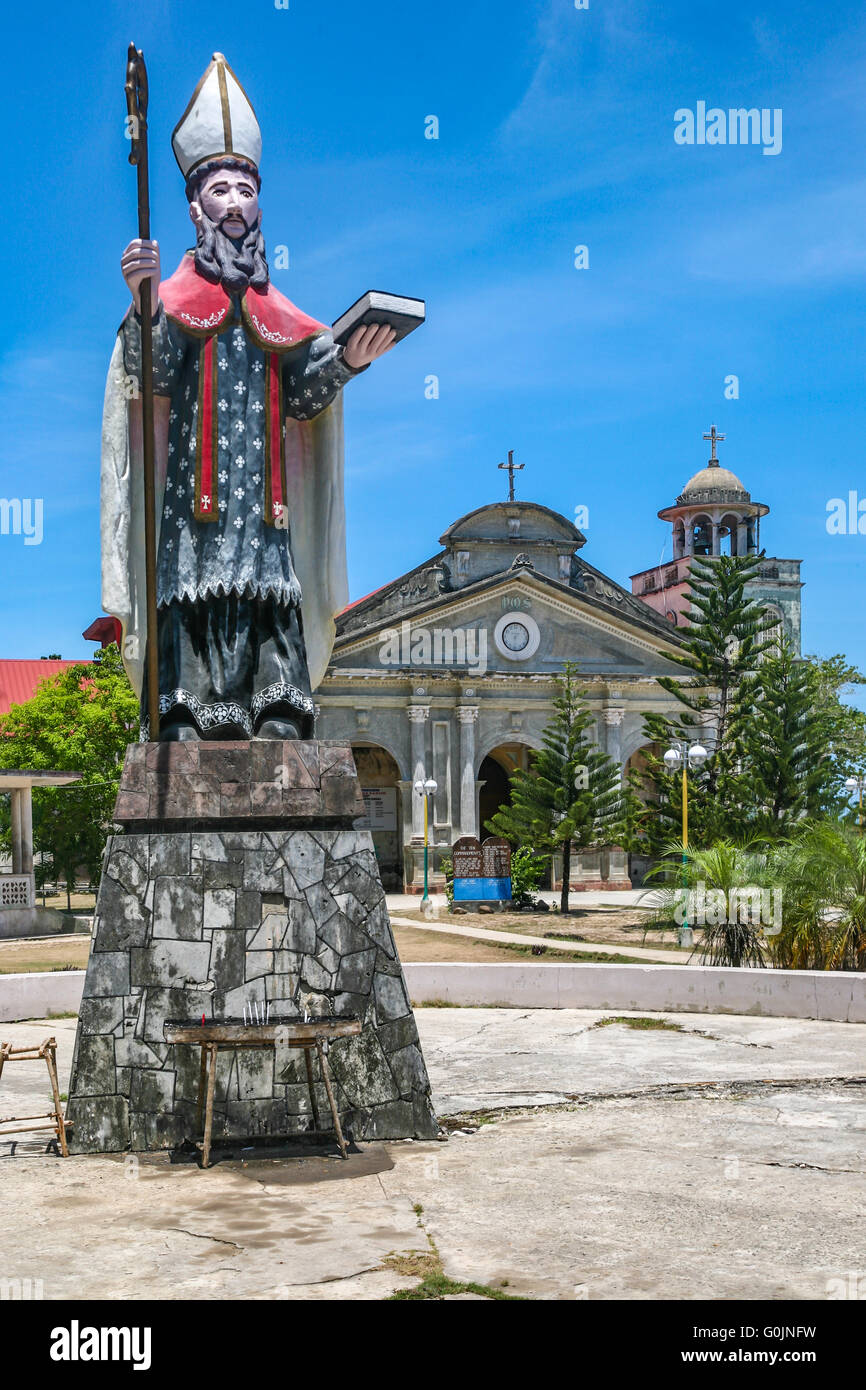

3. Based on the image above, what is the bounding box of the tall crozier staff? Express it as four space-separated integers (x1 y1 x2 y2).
124 43 160 739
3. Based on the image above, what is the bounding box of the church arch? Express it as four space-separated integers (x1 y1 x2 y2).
691 514 713 557
624 741 657 785
621 728 657 767
476 731 545 770
350 743 404 892
719 512 739 556
476 739 541 839
351 734 408 782
760 604 785 657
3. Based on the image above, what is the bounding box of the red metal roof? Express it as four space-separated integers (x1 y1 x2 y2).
0 659 85 716
339 583 389 615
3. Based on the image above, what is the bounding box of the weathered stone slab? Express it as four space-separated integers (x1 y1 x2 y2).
114 739 360 829
153 878 202 939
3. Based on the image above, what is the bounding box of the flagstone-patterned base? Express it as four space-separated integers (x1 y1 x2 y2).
66 743 438 1152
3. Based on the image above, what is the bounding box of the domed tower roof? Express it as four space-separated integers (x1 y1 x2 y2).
678 461 750 505
657 426 768 522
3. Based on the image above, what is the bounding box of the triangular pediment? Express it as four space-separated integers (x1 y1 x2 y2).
329 569 682 681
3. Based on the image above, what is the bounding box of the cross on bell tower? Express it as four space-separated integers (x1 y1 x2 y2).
498 449 525 501
703 424 726 465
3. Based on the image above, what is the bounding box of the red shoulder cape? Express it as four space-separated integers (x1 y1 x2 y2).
159 252 326 351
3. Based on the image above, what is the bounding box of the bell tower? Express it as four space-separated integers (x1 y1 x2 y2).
629 430 802 651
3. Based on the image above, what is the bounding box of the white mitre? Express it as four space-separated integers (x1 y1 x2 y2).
171 53 262 178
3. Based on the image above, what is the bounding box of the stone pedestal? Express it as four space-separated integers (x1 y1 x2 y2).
67 741 438 1152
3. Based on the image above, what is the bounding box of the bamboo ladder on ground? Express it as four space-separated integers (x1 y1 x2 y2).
0 1037 70 1156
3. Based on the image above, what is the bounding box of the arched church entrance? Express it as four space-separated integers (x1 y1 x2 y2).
624 742 656 787
478 743 533 837
351 744 403 892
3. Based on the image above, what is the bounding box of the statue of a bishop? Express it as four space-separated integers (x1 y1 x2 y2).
102 54 394 740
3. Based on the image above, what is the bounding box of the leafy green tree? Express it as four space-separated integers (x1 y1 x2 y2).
0 645 139 905
486 664 622 913
508 846 547 909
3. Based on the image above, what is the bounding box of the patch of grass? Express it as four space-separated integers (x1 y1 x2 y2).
493 941 667 965
384 1251 439 1280
593 1015 685 1031
411 999 461 1009
46 1011 79 1019
390 1271 520 1301
385 1201 525 1301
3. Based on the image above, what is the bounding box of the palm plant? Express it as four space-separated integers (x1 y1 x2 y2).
642 839 773 967
771 821 866 971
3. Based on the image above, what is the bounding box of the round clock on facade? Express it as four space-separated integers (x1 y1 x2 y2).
493 612 541 661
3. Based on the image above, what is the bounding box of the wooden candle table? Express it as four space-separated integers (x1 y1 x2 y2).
164 1018 362 1168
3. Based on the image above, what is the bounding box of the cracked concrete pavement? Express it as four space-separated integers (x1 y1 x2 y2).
0 1009 864 1299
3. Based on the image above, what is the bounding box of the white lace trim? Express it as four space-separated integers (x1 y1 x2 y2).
140 682 314 741
248 312 293 345
177 308 226 330
157 576 303 609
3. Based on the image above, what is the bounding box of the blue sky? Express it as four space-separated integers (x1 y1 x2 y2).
2 0 866 704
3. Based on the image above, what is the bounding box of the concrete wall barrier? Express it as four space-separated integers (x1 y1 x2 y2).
1 962 864 1024
0 907 89 939
0 971 85 1022
403 962 866 1024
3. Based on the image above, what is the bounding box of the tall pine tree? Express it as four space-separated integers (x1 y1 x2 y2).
486 663 622 913
729 642 847 835
640 553 777 848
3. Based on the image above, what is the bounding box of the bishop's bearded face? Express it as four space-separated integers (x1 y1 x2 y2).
188 160 268 295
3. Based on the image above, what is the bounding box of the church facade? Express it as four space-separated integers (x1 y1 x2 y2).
314 439 801 893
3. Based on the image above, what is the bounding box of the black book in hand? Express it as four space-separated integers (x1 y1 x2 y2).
332 291 426 347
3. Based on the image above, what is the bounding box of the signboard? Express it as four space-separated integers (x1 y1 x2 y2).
452 835 483 879
482 836 511 878
355 787 397 831
451 835 512 903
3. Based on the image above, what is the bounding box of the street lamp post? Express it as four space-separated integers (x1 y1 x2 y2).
844 774 866 831
414 776 438 912
663 740 709 947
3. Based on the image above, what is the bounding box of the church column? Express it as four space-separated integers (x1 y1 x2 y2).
602 708 626 778
407 705 429 841
19 786 34 876
457 706 479 838
736 518 748 555
711 518 721 556
10 790 23 875
683 518 694 556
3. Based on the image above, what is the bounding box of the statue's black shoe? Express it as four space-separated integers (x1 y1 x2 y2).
255 717 302 739
160 718 201 742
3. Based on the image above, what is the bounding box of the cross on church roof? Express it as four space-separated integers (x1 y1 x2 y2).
498 449 525 501
703 425 726 465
